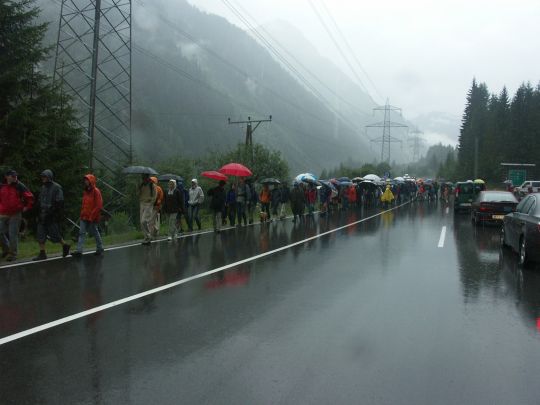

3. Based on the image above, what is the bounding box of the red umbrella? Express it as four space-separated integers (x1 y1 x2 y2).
219 163 252 177
201 171 228 181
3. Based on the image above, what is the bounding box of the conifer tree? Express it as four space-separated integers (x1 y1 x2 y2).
0 0 87 217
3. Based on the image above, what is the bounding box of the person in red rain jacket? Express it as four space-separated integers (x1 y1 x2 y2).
71 174 104 257
0 169 34 261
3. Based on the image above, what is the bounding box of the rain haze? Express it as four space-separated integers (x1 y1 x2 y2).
186 0 540 145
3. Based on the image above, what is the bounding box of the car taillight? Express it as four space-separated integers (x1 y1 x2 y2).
479 203 492 212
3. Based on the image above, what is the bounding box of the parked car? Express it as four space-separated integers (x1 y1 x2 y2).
471 191 518 225
454 181 476 212
515 180 540 198
501 193 540 265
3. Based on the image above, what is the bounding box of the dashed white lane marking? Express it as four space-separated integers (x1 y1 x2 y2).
0 203 410 346
446 207 449 215
438 226 447 248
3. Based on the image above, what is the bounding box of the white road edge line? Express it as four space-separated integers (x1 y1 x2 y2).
0 203 409 346
438 226 447 248
0 213 306 270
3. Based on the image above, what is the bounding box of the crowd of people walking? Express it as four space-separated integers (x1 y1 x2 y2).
1 167 443 263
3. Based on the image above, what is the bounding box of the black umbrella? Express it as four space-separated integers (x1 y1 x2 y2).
122 166 158 175
260 178 280 185
157 173 184 182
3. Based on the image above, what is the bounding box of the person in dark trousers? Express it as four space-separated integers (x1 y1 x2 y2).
71 174 104 256
271 184 281 220
187 179 204 231
225 183 236 226
207 180 226 233
0 169 34 261
290 182 305 222
162 179 183 241
246 179 258 224
279 183 290 219
34 169 70 261
175 180 188 234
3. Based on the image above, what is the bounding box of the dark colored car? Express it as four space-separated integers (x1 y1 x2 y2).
471 191 518 225
454 181 476 212
501 193 540 265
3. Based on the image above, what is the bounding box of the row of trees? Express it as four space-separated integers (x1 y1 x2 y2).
1 0 87 218
1 1 290 230
456 79 540 182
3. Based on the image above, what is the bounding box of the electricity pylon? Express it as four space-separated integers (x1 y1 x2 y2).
408 128 425 162
365 99 408 163
53 0 132 172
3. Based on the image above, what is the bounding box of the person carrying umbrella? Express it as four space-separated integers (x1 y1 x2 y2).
71 174 104 257
246 179 258 225
207 180 226 233
236 177 248 227
139 174 157 245
280 182 290 219
271 183 281 220
225 183 236 226
162 179 183 241
187 179 204 232
290 182 305 222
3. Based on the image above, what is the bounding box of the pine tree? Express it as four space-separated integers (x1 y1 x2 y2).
0 0 87 217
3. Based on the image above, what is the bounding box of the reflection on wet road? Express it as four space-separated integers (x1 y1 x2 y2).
2 203 540 404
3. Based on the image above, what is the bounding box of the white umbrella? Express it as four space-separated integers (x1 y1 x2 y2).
363 174 381 182
394 176 405 182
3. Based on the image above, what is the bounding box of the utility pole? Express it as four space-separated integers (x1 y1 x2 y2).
53 0 132 173
365 99 408 163
407 127 425 162
228 116 272 146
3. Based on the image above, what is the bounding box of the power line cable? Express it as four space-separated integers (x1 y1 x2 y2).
307 0 372 98
318 0 384 103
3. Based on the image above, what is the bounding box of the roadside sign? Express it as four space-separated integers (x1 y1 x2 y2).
508 169 526 186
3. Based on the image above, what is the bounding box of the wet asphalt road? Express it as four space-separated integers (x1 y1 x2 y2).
2 202 540 404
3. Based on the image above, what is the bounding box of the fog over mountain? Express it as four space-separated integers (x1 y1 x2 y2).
37 0 460 172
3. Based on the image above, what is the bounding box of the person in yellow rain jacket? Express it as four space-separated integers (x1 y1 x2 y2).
380 184 394 208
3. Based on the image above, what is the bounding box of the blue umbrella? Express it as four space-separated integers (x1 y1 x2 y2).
338 176 351 183
339 181 353 187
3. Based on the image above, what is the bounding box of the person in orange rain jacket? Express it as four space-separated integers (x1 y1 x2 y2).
72 174 104 256
259 184 272 221
150 176 164 237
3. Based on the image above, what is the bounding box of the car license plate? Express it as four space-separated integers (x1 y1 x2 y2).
492 215 504 220
461 203 471 207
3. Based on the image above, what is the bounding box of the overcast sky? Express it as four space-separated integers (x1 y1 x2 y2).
188 0 540 120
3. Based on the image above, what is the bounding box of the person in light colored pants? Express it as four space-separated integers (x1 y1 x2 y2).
140 203 154 242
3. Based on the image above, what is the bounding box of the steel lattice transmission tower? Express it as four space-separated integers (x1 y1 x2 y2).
365 99 408 163
407 127 425 162
53 0 132 172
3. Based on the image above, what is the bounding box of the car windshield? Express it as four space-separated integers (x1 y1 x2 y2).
459 184 474 193
481 192 517 202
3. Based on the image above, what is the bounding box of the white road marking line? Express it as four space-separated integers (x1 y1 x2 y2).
438 226 447 248
0 213 304 270
446 207 449 215
0 203 409 346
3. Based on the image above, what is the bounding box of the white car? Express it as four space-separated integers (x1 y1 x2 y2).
515 181 540 197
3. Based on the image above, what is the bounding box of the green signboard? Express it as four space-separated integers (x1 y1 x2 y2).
508 169 526 186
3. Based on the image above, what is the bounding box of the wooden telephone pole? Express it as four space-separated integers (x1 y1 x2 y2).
228 115 272 145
